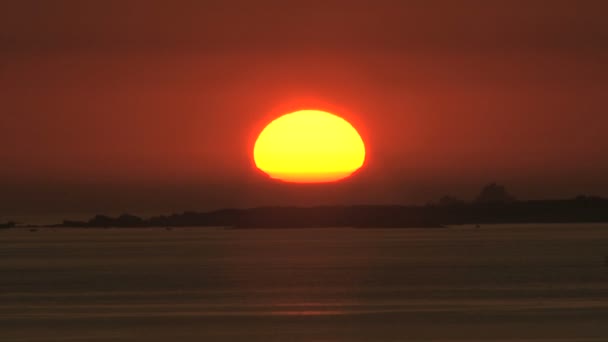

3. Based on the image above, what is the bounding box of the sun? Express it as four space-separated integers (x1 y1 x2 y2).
253 109 366 183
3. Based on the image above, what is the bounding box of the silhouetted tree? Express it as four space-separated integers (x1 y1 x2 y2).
116 214 144 226
88 215 114 227
475 183 515 204
438 195 466 206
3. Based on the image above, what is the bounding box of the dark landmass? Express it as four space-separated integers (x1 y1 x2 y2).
1 184 598 229
0 221 16 229
52 197 608 229
56 206 444 229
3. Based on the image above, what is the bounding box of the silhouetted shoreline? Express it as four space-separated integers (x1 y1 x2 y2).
44 196 608 229
4 184 606 229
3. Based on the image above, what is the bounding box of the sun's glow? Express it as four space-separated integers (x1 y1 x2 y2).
253 110 366 183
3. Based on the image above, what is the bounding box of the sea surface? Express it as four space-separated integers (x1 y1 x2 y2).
1 224 608 341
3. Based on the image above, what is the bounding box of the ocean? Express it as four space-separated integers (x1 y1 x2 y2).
1 224 607 341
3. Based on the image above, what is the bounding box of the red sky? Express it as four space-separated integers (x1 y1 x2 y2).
1 1 607 219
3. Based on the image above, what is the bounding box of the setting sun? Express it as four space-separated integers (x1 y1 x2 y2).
253 110 366 183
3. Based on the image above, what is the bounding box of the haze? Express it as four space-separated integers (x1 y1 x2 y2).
1 1 607 220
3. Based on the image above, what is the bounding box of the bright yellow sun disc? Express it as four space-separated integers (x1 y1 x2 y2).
253 110 366 183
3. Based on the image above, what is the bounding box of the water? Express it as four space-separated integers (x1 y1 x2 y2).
1 224 608 341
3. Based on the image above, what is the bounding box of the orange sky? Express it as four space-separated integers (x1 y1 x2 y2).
1 1 607 219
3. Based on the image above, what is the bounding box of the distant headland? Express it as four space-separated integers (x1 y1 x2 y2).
11 184 602 229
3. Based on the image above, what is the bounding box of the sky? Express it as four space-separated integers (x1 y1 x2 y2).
1 1 607 221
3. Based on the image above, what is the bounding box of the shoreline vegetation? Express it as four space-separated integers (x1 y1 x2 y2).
3 185 608 229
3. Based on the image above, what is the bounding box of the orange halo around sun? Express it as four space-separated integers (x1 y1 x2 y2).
253 110 366 183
